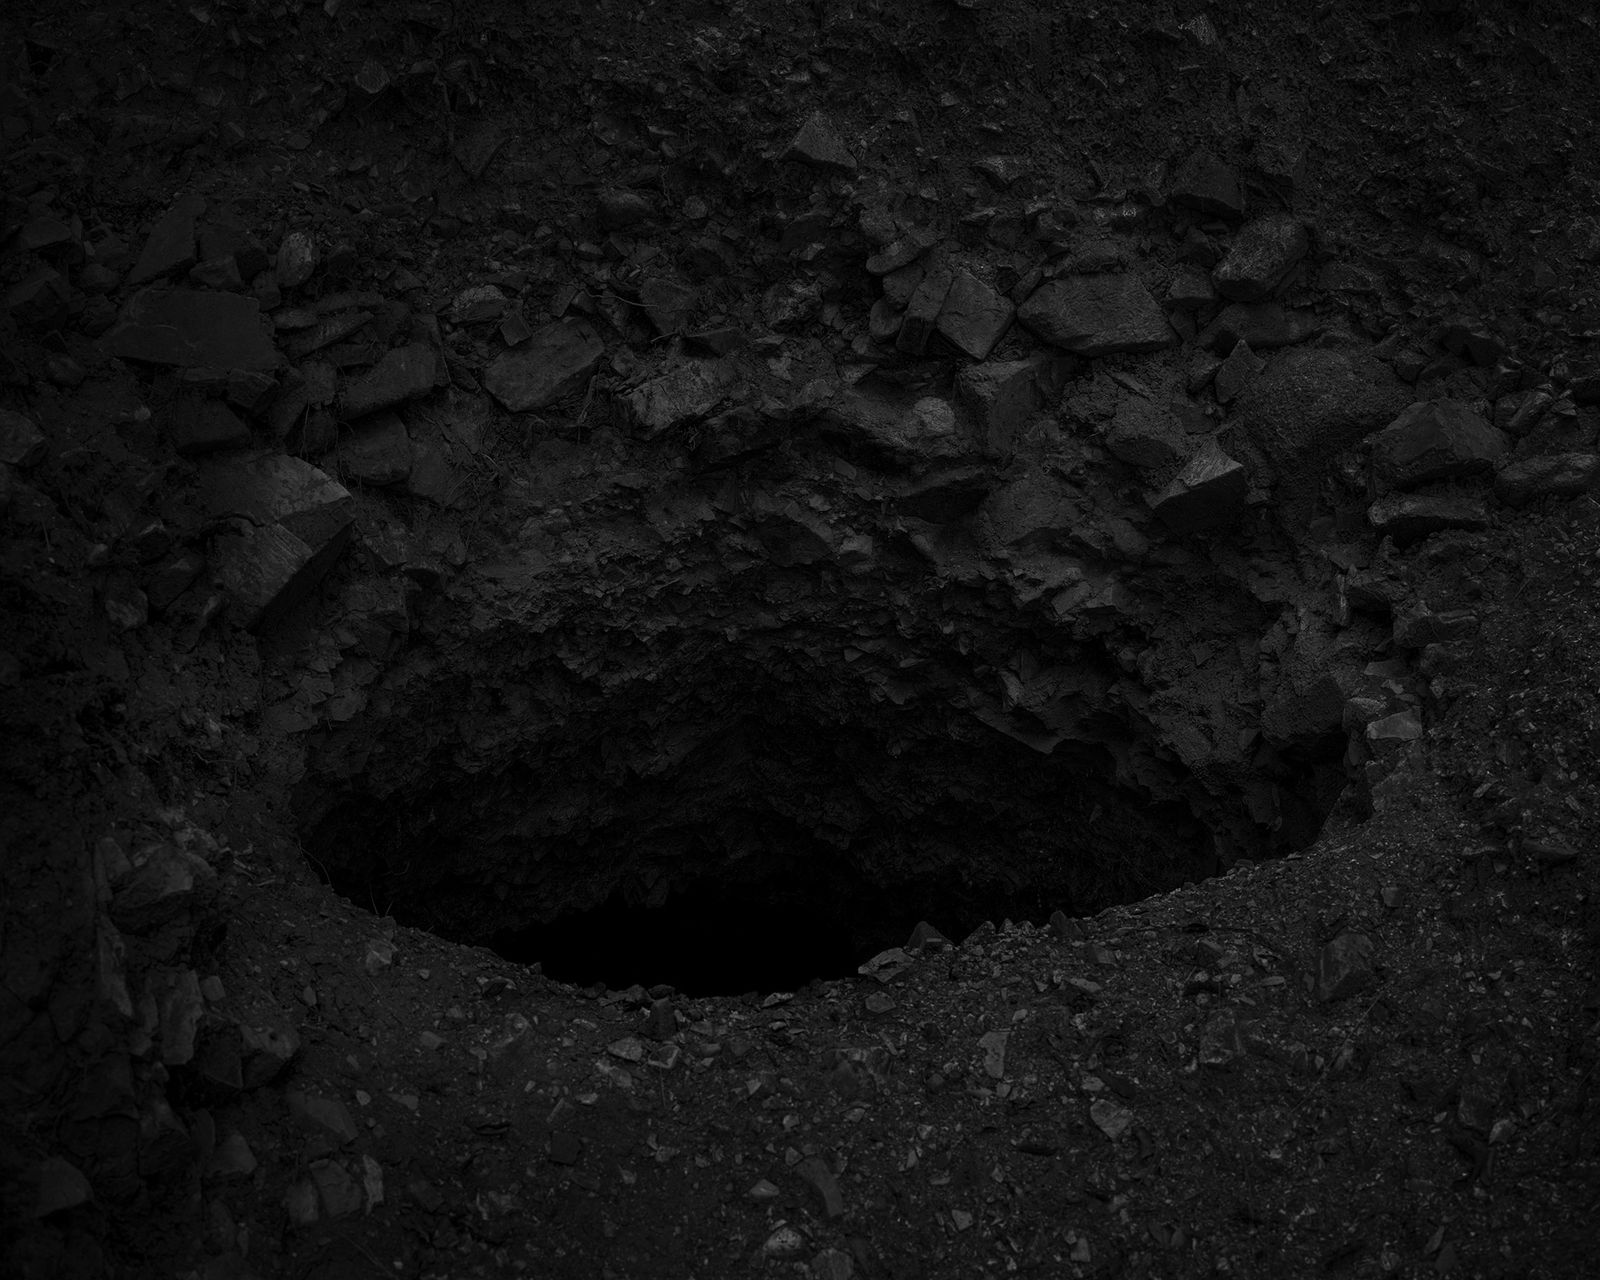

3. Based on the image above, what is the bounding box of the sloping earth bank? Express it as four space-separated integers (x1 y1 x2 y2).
2 1 1599 1276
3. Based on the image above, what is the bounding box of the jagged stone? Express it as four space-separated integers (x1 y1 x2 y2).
340 343 437 420
1199 302 1322 352
1367 492 1490 544
1212 214 1309 302
866 233 933 275
619 360 733 438
0 410 47 467
108 288 279 371
1016 274 1174 356
167 397 253 456
1148 439 1248 533
1370 400 1508 490
935 271 1013 360
127 193 205 286
819 390 974 469
1494 452 1600 507
1315 932 1375 1002
482 319 604 412
782 112 856 173
111 845 216 932
1105 399 1190 469
896 267 954 356
337 412 412 486
1213 339 1265 404
639 277 697 336
956 359 1044 452
1168 150 1244 218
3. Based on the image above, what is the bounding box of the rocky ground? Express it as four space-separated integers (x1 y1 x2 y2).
3 0 1600 1276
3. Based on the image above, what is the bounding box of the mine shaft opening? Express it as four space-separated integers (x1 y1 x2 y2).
298 665 1349 996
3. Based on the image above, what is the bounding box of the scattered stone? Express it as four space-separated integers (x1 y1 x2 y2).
1089 1098 1133 1141
1392 601 1477 648
337 413 412 486
866 233 934 275
109 288 279 371
31 1156 93 1218
619 359 733 438
310 1160 363 1218
204 1133 258 1182
905 920 951 952
128 193 205 286
287 1090 360 1144
978 1030 1009 1080
1367 492 1490 544
765 1225 807 1258
935 271 1014 361
1168 150 1244 218
240 1022 301 1087
1149 439 1249 533
1213 339 1265 404
4 264 72 329
1200 301 1322 352
1494 452 1600 508
797 1155 845 1218
111 844 216 931
340 343 438 419
1366 710 1423 743
1016 274 1174 356
283 1180 319 1226
0 410 48 467
155 967 206 1064
403 438 464 507
1165 266 1216 311
782 111 856 173
597 189 655 230
896 267 954 356
819 390 973 469
639 277 697 336
867 298 902 345
1370 400 1508 490
1106 398 1190 469
1212 214 1309 301
276 232 319 289
167 398 253 456
973 155 1028 188
956 358 1044 452
482 319 604 412
549 1131 583 1165
812 1247 855 1280
1315 932 1376 1002
608 1036 645 1062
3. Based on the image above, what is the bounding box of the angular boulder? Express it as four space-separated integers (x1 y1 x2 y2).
818 389 975 470
337 413 413 486
482 319 604 412
935 272 1013 361
1494 452 1600 508
339 343 438 420
1370 400 1509 491
955 359 1044 453
1199 301 1321 353
1368 492 1490 544
1016 274 1174 356
1168 150 1244 219
782 112 856 173
1105 399 1190 470
1212 214 1309 302
108 288 279 372
618 360 733 439
1148 440 1249 533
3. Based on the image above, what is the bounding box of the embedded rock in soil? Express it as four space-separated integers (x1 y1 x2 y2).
1211 214 1309 302
108 288 279 371
1016 274 1174 356
1370 400 1509 491
1494 452 1600 507
482 318 605 412
1148 440 1248 533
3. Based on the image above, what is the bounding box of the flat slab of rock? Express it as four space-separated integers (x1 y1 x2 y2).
1371 400 1508 490
1368 492 1490 544
1212 214 1308 302
896 268 954 356
1016 274 1173 356
211 519 350 631
108 288 279 371
1199 302 1321 352
819 389 975 470
1168 151 1244 218
483 319 604 412
936 272 1014 361
127 193 205 286
618 360 733 438
199 450 353 553
1495 452 1600 508
782 112 856 173
167 397 253 456
338 413 412 486
340 343 438 420
1105 398 1189 470
1149 439 1248 533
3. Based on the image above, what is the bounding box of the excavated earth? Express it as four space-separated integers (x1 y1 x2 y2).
3 0 1600 1276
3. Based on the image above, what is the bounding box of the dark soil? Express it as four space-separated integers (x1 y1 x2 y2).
3 1 1600 1277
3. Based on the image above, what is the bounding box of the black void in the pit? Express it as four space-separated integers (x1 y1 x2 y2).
302 717 1347 996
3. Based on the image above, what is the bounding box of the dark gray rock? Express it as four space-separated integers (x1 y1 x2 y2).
483 319 605 412
1370 400 1509 491
618 360 733 439
340 344 438 420
1212 214 1308 301
896 268 953 356
109 289 279 372
127 193 205 286
276 232 319 289
1368 492 1490 544
782 112 856 173
1105 398 1190 470
956 359 1043 452
1148 440 1249 533
167 398 253 456
1199 301 1322 352
818 389 975 470
1016 274 1174 356
1494 452 1600 508
0 410 47 467
1213 339 1264 404
639 277 697 336
338 413 412 486
1315 932 1375 1002
597 189 655 230
1168 150 1244 218
935 271 1013 361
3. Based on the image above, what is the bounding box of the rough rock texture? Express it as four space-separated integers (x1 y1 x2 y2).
1016 273 1174 356
1370 399 1510 490
1211 214 1310 302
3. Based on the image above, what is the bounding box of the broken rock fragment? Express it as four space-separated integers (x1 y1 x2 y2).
1168 150 1244 218
1016 274 1174 356
1212 214 1309 302
127 193 205 286
1149 439 1248 533
956 359 1044 453
619 360 733 439
339 343 437 420
109 288 279 372
337 412 412 486
1494 452 1600 508
482 318 604 412
782 111 856 173
1367 492 1490 544
1370 400 1508 490
935 271 1014 361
